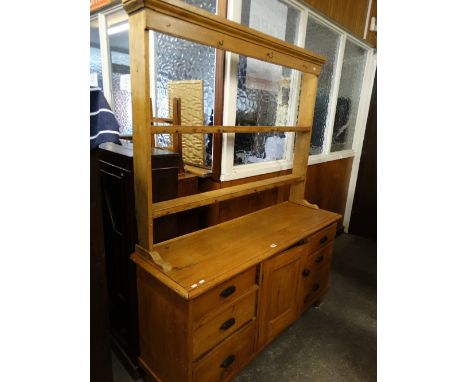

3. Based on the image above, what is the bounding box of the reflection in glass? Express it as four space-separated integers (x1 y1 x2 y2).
331 40 367 152
109 25 132 134
90 22 103 89
153 33 215 166
234 0 300 165
304 17 340 155
183 0 216 13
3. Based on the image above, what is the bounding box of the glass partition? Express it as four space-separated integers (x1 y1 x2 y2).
331 40 367 152
233 0 301 165
304 17 340 155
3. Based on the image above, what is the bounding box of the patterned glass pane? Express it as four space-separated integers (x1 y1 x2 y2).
234 0 300 165
183 0 216 13
90 22 103 89
153 32 215 166
331 40 367 152
304 17 340 155
109 26 132 134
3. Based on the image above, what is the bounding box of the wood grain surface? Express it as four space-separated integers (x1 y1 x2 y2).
132 202 340 299
123 0 326 74
152 174 302 218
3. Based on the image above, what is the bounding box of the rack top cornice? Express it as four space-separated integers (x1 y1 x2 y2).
122 0 326 74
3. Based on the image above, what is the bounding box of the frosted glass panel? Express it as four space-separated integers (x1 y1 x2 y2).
154 34 215 124
183 0 216 13
109 27 132 134
153 33 215 166
234 0 300 165
331 40 367 152
304 17 340 155
90 24 103 89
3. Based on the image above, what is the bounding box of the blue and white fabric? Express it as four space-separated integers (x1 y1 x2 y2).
90 87 121 149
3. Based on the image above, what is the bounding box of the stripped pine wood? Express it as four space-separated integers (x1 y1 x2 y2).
171 97 184 172
149 99 155 147
126 0 325 255
152 174 303 218
169 80 205 166
129 11 153 250
289 73 319 202
151 125 311 134
123 3 342 381
122 0 326 74
152 117 174 124
132 202 341 299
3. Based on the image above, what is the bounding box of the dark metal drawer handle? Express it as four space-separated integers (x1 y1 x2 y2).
312 283 320 292
220 354 236 369
320 236 328 244
315 255 324 264
220 317 236 331
220 285 236 298
302 268 310 277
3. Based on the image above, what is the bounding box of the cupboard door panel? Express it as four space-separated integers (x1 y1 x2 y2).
258 245 303 347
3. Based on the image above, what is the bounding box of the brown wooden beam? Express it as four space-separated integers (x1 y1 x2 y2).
123 0 325 74
152 174 303 218
151 125 311 134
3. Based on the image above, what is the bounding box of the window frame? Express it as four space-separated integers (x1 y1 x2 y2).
220 0 376 181
91 5 131 109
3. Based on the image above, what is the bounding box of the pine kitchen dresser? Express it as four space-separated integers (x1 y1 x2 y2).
123 0 342 381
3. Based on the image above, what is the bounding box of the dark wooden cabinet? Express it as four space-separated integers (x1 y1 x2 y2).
98 142 180 379
90 150 113 382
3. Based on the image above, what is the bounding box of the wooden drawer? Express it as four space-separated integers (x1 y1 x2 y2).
303 242 334 275
192 267 257 323
302 269 330 312
193 291 256 360
304 223 337 254
193 321 255 382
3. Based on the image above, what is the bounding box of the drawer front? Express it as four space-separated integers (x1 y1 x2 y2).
193 292 256 360
193 321 255 382
192 267 257 323
304 223 337 255
303 242 334 276
302 269 330 311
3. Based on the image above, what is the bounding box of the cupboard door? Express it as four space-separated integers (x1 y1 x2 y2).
258 245 303 347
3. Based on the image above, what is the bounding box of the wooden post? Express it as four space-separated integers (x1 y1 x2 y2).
149 98 155 147
129 10 153 250
289 73 319 202
172 97 184 173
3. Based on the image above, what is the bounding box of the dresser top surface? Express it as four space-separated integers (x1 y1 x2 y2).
131 201 341 299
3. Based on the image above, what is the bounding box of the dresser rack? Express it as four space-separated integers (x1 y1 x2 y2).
124 0 326 267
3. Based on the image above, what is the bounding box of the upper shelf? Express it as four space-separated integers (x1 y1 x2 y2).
123 0 326 74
